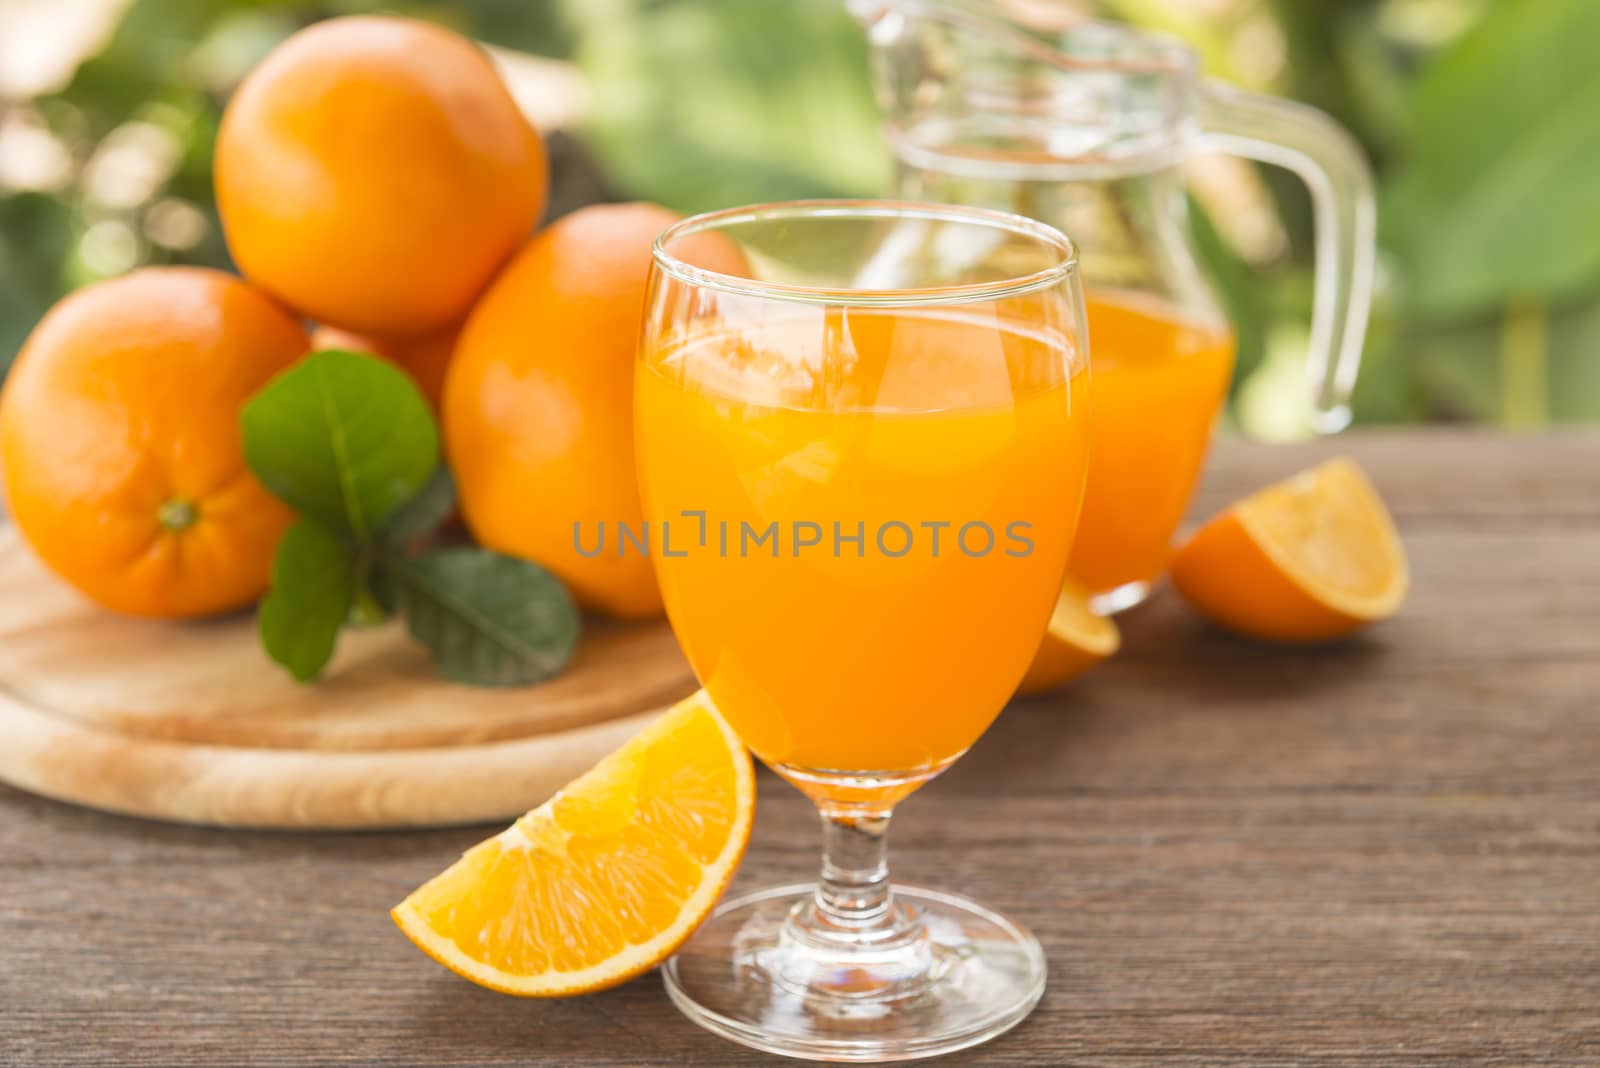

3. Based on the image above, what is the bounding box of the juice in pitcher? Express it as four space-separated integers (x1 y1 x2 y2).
637 307 1089 773
1069 291 1236 601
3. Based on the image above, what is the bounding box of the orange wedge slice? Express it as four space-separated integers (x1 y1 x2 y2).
1015 579 1120 696
1171 456 1408 642
392 690 754 996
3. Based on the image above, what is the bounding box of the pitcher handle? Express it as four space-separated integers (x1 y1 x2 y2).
1196 83 1376 433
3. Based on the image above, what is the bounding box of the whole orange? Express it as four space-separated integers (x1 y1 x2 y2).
215 15 546 336
444 203 745 620
310 324 457 413
0 268 309 618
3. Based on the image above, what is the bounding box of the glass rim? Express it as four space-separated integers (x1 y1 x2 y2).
651 198 1079 308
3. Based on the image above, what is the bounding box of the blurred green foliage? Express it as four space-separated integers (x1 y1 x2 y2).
573 1 886 211
2 0 1597 428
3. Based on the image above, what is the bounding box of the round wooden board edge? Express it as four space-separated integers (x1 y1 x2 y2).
0 523 695 752
0 688 663 830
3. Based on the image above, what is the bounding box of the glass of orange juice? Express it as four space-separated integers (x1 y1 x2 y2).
636 201 1089 1061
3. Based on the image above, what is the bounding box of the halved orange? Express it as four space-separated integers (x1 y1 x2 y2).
1015 579 1120 696
1171 456 1408 642
392 691 754 996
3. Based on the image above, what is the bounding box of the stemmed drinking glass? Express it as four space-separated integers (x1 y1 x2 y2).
635 200 1090 1061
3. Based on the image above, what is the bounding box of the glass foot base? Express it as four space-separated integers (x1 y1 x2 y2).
662 883 1045 1063
1088 578 1152 616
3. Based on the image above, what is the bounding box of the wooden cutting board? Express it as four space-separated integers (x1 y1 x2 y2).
0 526 697 829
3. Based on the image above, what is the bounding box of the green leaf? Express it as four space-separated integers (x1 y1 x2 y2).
241 350 439 543
1381 0 1600 313
258 520 359 683
393 548 580 687
380 466 456 545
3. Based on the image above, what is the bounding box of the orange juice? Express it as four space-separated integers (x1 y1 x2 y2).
636 308 1088 773
1067 291 1235 599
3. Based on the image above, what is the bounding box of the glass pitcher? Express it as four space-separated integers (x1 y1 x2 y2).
853 0 1375 612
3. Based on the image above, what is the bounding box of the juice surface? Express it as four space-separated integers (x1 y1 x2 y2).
636 308 1087 774
1067 290 1235 597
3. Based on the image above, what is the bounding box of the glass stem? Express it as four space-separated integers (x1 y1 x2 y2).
792 805 920 951
819 808 892 927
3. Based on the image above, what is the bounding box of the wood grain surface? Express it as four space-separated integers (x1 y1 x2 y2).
0 526 696 827
2 429 1597 1067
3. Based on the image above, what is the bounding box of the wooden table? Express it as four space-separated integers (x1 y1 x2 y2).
3 429 1597 1067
